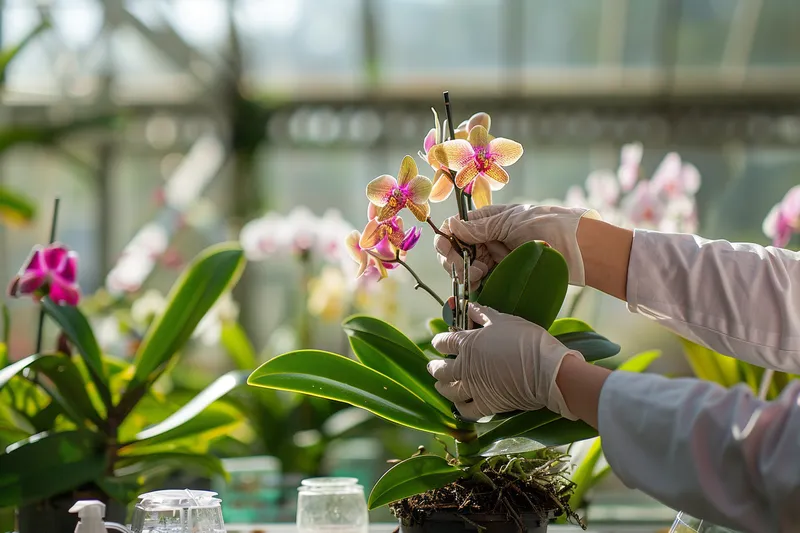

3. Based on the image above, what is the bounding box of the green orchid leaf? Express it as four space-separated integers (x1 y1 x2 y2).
476 242 568 330
617 350 662 372
0 186 36 225
428 319 449 335
41 299 110 407
680 338 740 387
476 410 561 451
130 400 243 447
0 431 104 507
479 437 546 457
558 437 607 521
548 318 593 337
221 322 258 371
115 452 229 482
556 331 620 362
368 455 464 510
133 370 248 441
0 19 50 83
27 354 103 427
248 350 463 436
343 316 453 417
130 243 245 388
0 353 43 389
519 418 598 447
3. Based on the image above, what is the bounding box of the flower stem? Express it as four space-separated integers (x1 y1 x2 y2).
367 250 444 306
443 91 469 222
35 197 60 354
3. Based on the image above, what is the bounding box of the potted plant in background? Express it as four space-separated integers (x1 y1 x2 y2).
0 221 248 533
247 95 623 532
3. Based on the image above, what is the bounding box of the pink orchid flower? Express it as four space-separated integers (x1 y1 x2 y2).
399 226 421 252
366 155 433 222
345 230 388 280
617 142 643 192
763 186 800 247
8 244 80 305
432 125 523 207
650 152 701 199
619 182 666 228
428 113 506 209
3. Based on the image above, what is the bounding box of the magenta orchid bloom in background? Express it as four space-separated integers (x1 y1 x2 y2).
764 185 800 247
8 244 80 306
433 125 523 208
366 156 433 222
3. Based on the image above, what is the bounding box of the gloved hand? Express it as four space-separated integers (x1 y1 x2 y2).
427 302 584 421
434 204 601 290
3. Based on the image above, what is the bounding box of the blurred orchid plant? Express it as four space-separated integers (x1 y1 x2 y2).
763 185 800 248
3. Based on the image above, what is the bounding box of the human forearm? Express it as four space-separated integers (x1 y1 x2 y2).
576 217 633 301
554 353 610 429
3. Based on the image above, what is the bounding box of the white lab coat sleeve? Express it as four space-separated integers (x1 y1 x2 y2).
598 370 800 533
626 230 800 373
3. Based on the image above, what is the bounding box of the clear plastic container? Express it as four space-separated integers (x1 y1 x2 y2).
670 511 741 533
296 477 369 533
130 489 225 533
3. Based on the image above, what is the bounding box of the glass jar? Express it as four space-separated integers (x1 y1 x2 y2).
670 511 741 533
296 477 369 533
130 489 225 533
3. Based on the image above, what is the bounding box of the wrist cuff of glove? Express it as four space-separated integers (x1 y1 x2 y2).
549 350 585 421
566 208 602 287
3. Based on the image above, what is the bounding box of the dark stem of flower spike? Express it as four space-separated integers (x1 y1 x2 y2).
35 197 60 354
443 91 469 223
366 250 444 306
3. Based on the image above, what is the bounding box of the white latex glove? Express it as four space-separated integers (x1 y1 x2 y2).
434 204 601 290
427 303 583 421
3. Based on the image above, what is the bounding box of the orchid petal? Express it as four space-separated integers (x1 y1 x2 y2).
50 278 80 306
454 160 480 189
366 175 397 206
399 227 422 251
427 147 443 170
468 125 490 148
429 170 455 202
488 137 523 166
406 200 430 222
17 271 45 295
57 253 78 283
482 162 509 185
397 155 418 188
488 178 506 192
454 119 469 140
471 176 492 209
377 202 403 222
345 230 367 266
373 237 397 261
359 219 385 249
22 248 44 275
406 175 432 204
367 202 379 221
42 245 68 271
387 218 406 248
763 204 779 239
467 112 491 133
621 142 643 167
431 107 441 143
423 128 437 154
433 140 474 171
586 170 620 207
651 153 682 190
680 163 701 195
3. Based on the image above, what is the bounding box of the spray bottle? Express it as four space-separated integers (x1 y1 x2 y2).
68 500 132 533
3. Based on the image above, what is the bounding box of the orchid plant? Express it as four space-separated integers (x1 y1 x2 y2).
0 236 250 513
247 94 623 529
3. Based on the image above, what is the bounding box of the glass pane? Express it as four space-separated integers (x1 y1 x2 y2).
623 0 662 67
674 0 737 67
238 0 363 84
523 0 602 67
750 0 800 67
375 0 503 75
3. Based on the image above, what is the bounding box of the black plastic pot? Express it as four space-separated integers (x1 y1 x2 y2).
399 512 548 533
16 489 127 533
